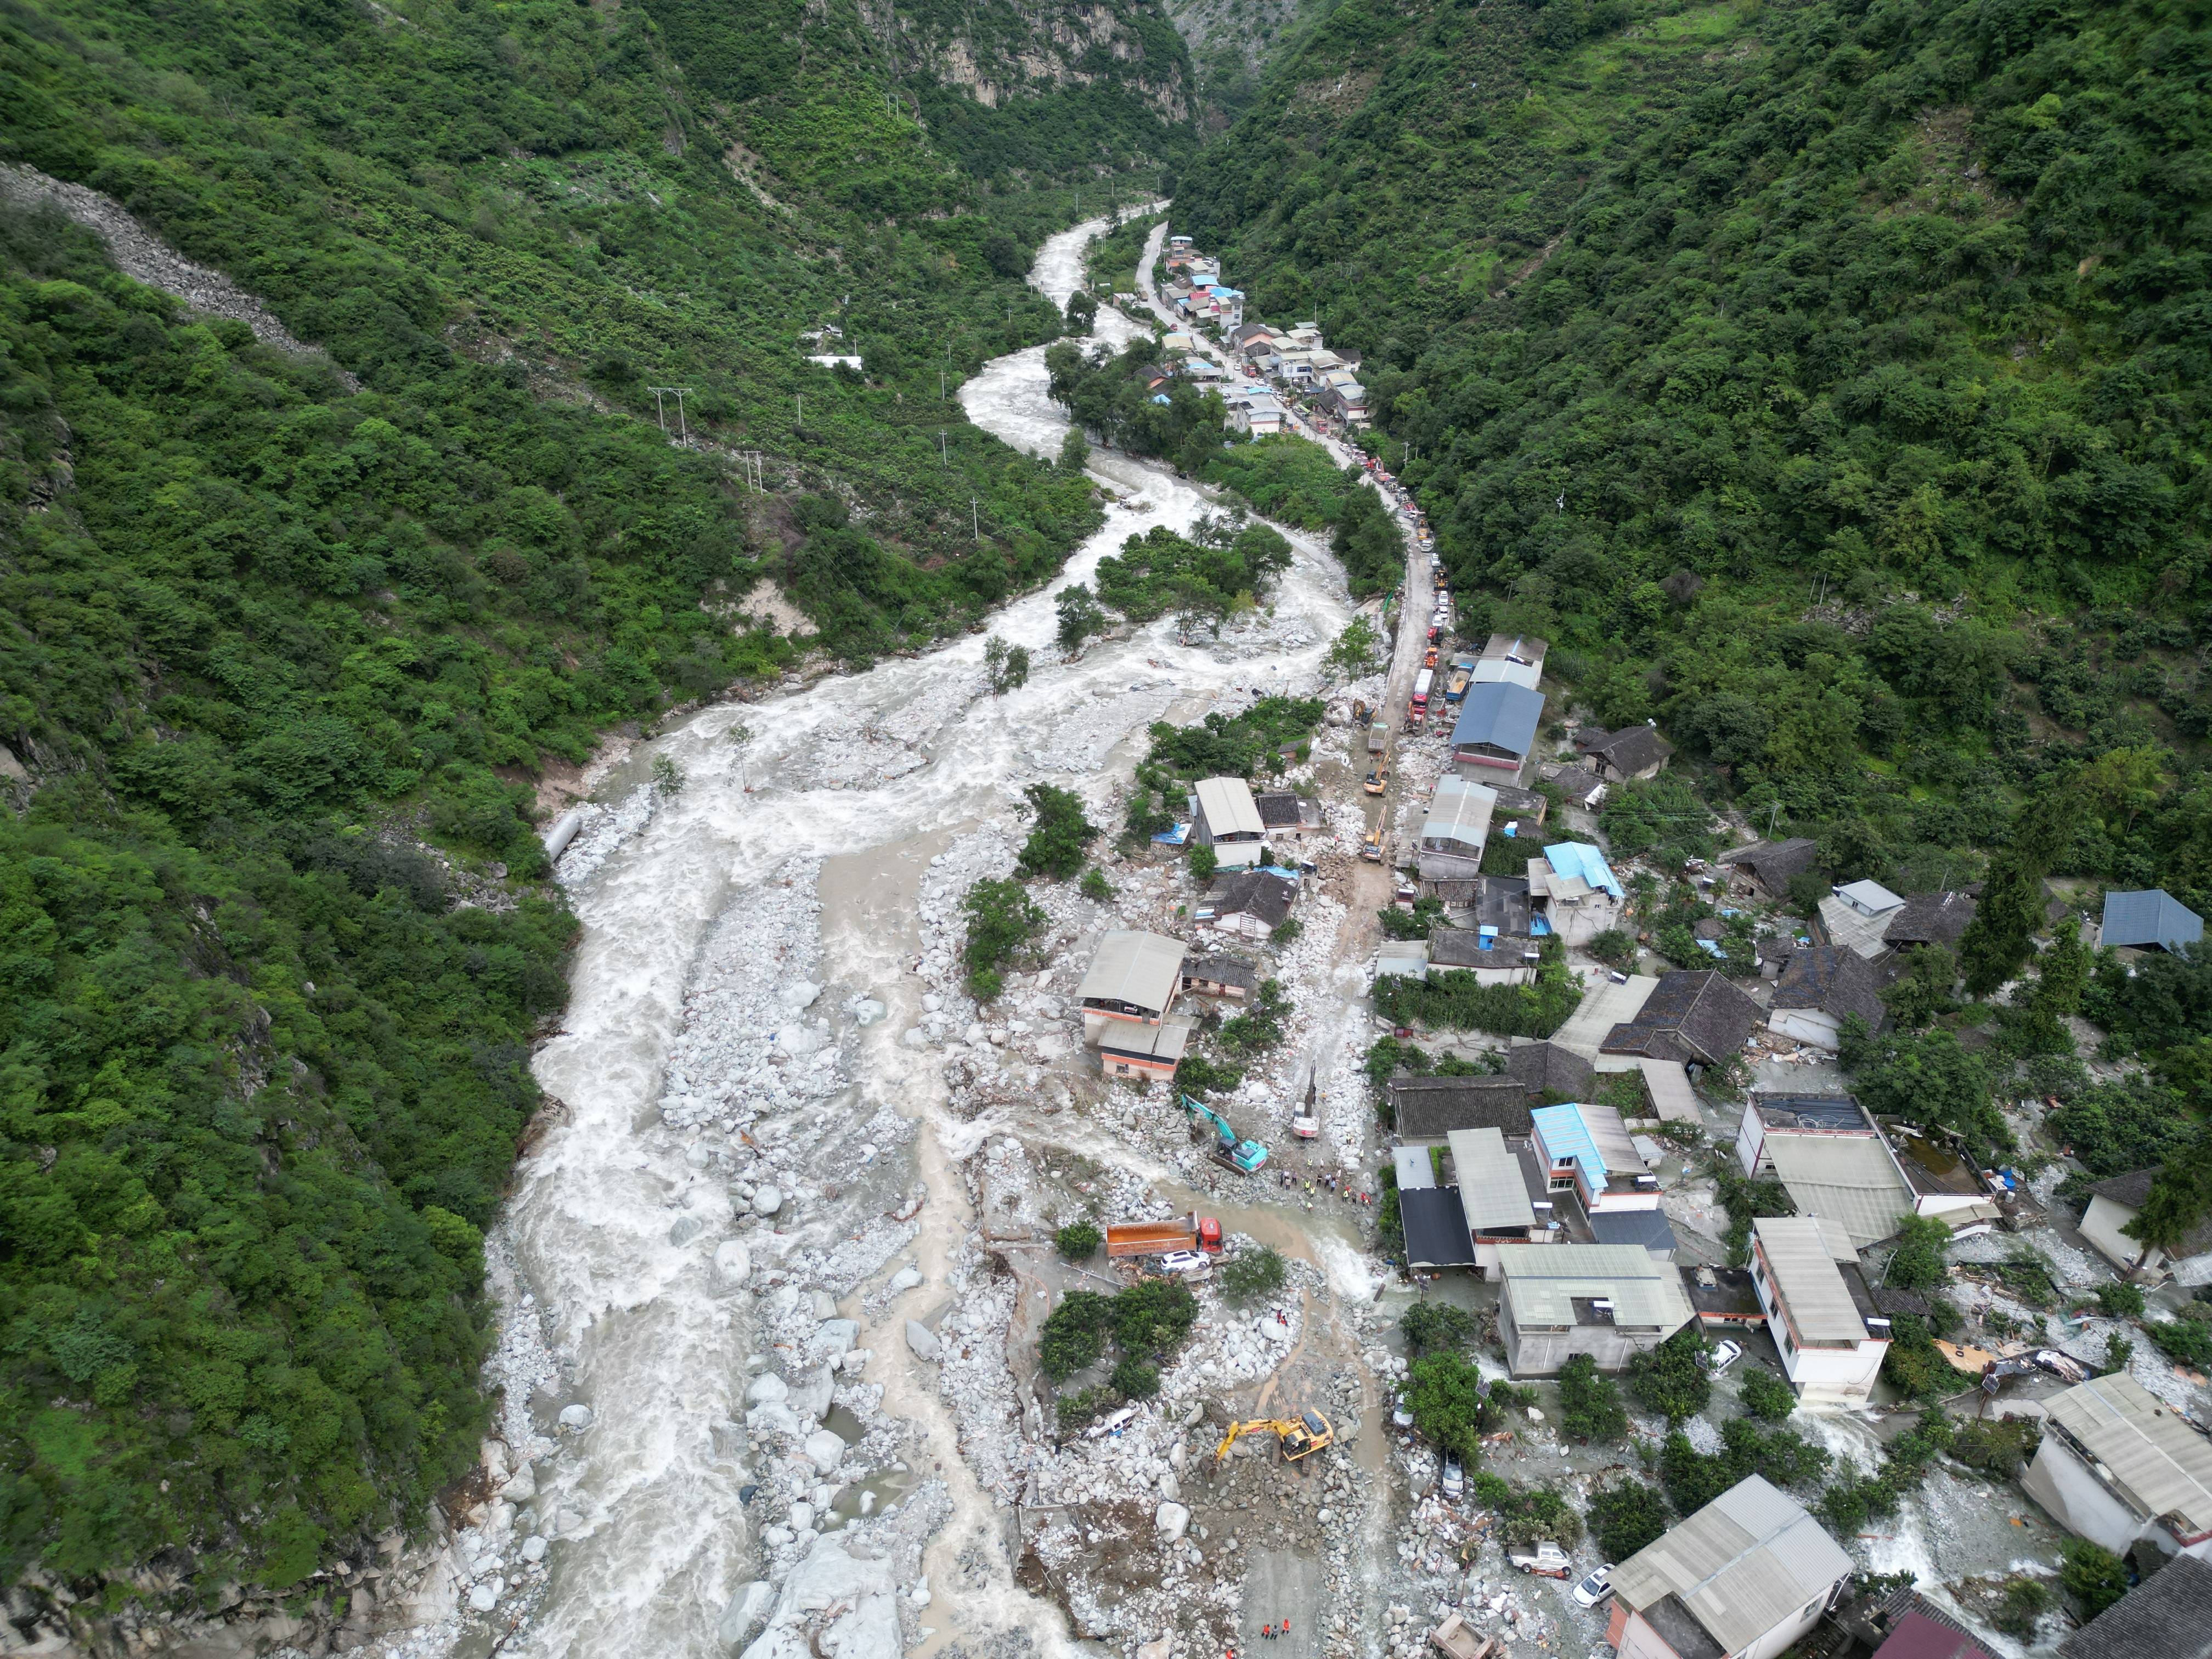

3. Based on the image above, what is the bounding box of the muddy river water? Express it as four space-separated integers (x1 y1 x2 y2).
481 217 1363 1657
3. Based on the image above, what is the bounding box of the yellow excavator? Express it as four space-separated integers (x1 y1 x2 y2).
1214 1409 1335 1464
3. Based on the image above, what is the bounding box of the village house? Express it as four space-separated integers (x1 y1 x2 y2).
2100 889 2204 956
1750 1215 1891 1407
2078 1169 2212 1283
1531 1102 1663 1214
1451 681 1546 772
1506 1039 1596 1101
1602 969 1762 1068
1198 871 1297 941
1190 776 1266 868
1767 944 1885 1051
1388 1075 1535 1144
1254 791 1324 843
1430 924 1541 985
1733 1094 1925 1245
1883 1122 2006 1232
2059 1554 2212 1659
1179 954 1259 1001
1543 762 1607 811
1527 841 1624 945
1418 776 1498 881
1718 838 1822 900
1856 1593 1999 1659
2025 1373 2212 1560
1096 1020 1188 1082
1883 890 1977 952
1076 930 1186 1040
1816 879 1908 960
1607 1475 1854 1659
1581 724 1675 782
1496 1242 1695 1375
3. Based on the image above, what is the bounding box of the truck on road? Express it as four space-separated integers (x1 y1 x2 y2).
1105 1213 1223 1259
1367 721 1389 756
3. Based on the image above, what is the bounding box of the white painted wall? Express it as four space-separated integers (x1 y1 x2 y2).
1768 1007 1844 1051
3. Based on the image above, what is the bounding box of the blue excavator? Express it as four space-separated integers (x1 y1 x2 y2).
1181 1094 1268 1175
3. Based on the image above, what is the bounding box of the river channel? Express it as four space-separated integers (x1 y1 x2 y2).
478 217 1359 1656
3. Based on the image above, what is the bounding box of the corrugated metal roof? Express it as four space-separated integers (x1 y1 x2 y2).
1194 776 1265 840
1473 658 1543 690
1639 1058 1700 1122
1590 1209 1679 1253
1764 1136 1915 1249
1077 930 1187 1014
1395 1146 1437 1191
1497 1243 1692 1330
1531 1103 1644 1193
1753 1216 1870 1342
2102 889 2204 953
2044 1373 2212 1538
1451 681 1545 757
1835 879 1905 915
1613 1475 1853 1655
1448 1127 1535 1231
1096 1021 1190 1062
1423 776 1498 851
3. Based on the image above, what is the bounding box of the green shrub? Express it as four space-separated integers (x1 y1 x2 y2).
2145 1312 2212 1369
1558 1353 1629 1442
1629 1328 1711 1421
1110 1357 1161 1400
1589 1482 1671 1561
962 878 1047 999
1886 1214 1953 1291
2059 1538 2130 1620
1079 867 1114 904
1738 1368 1798 1423
1112 1279 1199 1358
1950 1417 2041 1479
1401 1302 1477 1356
1994 1577 2052 1637
1016 783 1098 879
1055 1222 1103 1261
1190 843 1219 881
1039 1290 1115 1380
1219 1246 1288 1305
2094 1281 2146 1318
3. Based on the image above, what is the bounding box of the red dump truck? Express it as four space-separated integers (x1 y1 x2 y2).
1105 1214 1223 1258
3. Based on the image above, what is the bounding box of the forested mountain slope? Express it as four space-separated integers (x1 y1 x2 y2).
0 0 1189 1604
1178 0 2211 902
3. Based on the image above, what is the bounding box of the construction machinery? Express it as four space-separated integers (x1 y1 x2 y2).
1215 1409 1335 1464
1291 1071 1320 1140
1181 1094 1268 1174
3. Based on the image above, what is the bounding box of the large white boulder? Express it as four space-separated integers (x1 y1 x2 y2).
719 1581 777 1650
787 1365 835 1425
714 1239 753 1290
737 1535 899 1659
1155 1502 1190 1542
557 1404 594 1431
745 1373 788 1407
905 1321 941 1363
803 1429 847 1476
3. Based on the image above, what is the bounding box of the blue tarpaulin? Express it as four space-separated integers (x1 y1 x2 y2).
1151 822 1191 845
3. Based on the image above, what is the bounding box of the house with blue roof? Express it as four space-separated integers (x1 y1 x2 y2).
2100 889 2203 957
1531 1102 1663 1215
1526 842 1625 945
1451 681 1546 772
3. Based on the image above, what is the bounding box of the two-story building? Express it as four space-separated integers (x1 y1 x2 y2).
1190 776 1266 868
1077 930 1186 1042
1748 1216 1892 1407
1531 1102 1662 1214
1496 1243 1694 1375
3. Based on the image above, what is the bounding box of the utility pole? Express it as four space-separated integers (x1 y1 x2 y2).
971 497 980 543
796 393 803 427
650 387 695 441
1768 802 1781 837
938 430 949 465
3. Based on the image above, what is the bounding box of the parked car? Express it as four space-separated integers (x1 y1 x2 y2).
1509 1542 1572 1578
1705 1339 1745 1374
1153 1251 1211 1277
1572 1566 1615 1609
1441 1453 1465 1499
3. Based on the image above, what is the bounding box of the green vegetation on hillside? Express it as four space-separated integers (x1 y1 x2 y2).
1176 0 2211 914
0 0 1195 1601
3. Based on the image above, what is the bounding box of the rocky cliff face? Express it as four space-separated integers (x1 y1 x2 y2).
879 0 1193 122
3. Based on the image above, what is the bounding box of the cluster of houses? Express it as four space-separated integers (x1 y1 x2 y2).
1384 1070 2050 1407
1160 233 1371 433
1072 775 1327 1082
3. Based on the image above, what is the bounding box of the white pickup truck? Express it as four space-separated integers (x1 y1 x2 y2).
1508 1542 1573 1578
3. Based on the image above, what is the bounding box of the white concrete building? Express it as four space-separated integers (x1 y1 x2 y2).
2023 1373 2212 1560
1750 1215 1891 1407
1607 1475 1854 1659
2079 1169 2212 1284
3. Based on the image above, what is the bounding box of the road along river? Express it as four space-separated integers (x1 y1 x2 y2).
382 216 1363 1659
